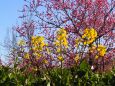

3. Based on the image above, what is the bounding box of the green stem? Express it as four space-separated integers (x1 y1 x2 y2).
60 40 63 85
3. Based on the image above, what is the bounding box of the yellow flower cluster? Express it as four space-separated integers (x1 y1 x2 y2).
90 44 106 59
17 36 48 61
82 28 97 45
97 45 106 57
55 28 68 48
54 28 68 62
31 36 46 59
31 36 45 51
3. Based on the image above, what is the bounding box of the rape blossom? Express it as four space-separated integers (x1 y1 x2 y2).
82 28 97 45
90 44 106 59
54 28 68 48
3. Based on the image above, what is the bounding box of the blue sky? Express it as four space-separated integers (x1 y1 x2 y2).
0 0 24 61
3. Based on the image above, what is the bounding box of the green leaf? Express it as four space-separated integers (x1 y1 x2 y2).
80 60 90 71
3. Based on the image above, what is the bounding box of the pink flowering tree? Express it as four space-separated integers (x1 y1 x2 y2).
15 0 115 72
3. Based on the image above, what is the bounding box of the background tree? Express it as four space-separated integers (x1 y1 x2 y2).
15 0 115 71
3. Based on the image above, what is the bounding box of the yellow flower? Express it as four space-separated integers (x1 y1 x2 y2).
89 44 106 58
24 53 29 59
58 56 64 61
40 41 45 48
82 28 97 45
38 36 45 42
54 41 60 46
30 36 46 61
31 36 45 51
57 48 61 53
32 36 44 44
75 38 80 47
54 28 68 48
18 39 25 46
74 54 79 63
90 28 97 38
62 38 68 48
57 28 67 39
32 46 38 51
54 28 68 61
95 55 99 59
34 52 41 59
43 59 48 64
97 45 106 56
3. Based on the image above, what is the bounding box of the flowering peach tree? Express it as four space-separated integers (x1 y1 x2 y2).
13 0 115 73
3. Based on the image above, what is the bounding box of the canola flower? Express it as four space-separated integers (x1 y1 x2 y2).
31 36 45 51
57 48 61 53
54 28 68 48
33 52 41 60
82 28 97 45
31 36 46 59
75 38 81 47
17 36 48 61
43 59 48 64
95 55 99 59
74 54 79 63
90 44 106 59
24 53 30 59
54 28 68 62
58 56 64 61
97 44 106 57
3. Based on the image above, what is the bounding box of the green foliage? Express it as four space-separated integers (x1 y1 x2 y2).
0 60 115 86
